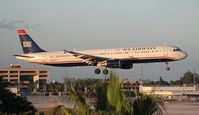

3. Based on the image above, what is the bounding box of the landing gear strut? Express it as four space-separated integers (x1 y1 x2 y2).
165 62 170 71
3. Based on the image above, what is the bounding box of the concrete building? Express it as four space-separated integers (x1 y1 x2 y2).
121 79 140 91
139 85 196 96
139 85 199 101
0 64 49 92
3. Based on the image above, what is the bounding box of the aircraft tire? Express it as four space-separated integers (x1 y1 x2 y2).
166 67 170 71
95 68 101 74
102 69 109 75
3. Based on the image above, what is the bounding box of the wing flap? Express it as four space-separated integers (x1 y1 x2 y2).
64 50 110 65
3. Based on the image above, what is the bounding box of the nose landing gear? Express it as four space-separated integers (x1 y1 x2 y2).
166 66 170 71
165 62 170 71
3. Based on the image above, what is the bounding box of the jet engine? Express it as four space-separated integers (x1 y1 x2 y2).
106 60 133 69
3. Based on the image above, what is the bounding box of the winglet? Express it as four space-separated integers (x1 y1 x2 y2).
17 29 27 35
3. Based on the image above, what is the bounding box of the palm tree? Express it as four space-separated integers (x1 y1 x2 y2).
52 72 165 115
52 77 91 115
105 72 132 114
133 94 165 115
52 105 75 115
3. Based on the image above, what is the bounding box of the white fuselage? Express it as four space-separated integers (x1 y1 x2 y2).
15 46 187 68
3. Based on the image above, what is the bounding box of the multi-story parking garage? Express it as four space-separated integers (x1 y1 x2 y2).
0 64 49 92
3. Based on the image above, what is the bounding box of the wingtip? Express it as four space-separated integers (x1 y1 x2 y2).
17 29 27 35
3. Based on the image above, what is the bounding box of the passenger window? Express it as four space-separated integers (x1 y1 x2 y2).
173 48 181 52
177 48 181 51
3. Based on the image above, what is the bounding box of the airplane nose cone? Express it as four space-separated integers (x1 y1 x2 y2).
181 52 188 59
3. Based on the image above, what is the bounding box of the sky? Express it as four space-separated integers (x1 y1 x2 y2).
0 0 199 82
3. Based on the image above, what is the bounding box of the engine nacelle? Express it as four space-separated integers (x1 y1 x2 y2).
106 60 133 69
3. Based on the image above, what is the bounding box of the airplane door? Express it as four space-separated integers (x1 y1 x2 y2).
163 46 168 56
129 51 134 57
41 53 47 63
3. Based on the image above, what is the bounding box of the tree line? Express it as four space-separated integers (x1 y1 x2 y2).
144 70 199 85
47 70 199 94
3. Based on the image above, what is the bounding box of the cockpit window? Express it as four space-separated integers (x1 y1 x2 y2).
173 48 181 52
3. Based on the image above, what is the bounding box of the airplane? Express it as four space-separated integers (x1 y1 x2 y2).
14 29 187 75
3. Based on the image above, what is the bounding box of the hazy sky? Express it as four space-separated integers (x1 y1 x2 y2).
0 0 199 82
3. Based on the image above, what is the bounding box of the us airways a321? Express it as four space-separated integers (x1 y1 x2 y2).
14 29 187 75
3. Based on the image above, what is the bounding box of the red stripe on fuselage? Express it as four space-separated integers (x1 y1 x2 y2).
129 56 177 61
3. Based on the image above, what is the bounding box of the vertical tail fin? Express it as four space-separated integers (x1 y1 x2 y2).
17 29 46 54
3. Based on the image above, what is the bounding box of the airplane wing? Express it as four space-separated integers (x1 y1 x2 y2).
64 50 111 65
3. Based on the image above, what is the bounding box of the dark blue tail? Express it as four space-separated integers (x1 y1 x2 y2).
17 29 46 54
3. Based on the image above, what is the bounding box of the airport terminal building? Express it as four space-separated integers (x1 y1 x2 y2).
0 64 49 92
139 85 199 101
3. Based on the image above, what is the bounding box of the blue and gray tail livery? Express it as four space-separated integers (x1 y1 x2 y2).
17 29 46 54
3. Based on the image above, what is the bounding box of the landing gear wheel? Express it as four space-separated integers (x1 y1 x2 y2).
102 69 109 75
166 67 170 71
94 68 101 74
165 62 170 71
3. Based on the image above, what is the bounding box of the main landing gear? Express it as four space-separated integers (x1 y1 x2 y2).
165 62 170 71
94 68 109 75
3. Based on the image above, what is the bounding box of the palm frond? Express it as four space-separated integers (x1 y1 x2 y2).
133 95 165 115
64 78 91 115
106 72 132 114
52 105 75 115
107 72 122 112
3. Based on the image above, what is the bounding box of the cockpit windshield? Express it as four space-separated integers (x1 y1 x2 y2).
173 48 181 52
